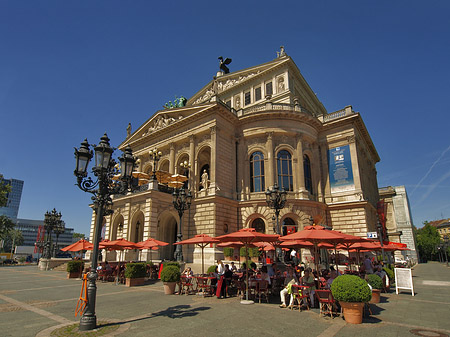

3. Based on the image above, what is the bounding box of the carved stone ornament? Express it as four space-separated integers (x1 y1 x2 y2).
142 114 181 136
193 72 261 105
247 137 266 147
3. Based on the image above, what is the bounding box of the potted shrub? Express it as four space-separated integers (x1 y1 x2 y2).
366 274 383 303
125 262 147 287
207 265 217 274
67 260 84 279
160 265 181 294
223 247 234 260
331 275 372 324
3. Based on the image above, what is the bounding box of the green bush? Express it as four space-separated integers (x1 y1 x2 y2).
124 262 147 279
383 266 394 282
240 247 260 257
160 265 181 282
207 265 217 274
366 274 383 290
331 275 372 303
223 247 234 257
67 260 84 273
163 261 180 268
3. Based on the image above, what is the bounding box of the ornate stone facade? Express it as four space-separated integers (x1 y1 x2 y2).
89 53 381 265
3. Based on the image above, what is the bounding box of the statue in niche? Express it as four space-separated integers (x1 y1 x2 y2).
235 96 241 110
200 169 209 191
278 77 285 92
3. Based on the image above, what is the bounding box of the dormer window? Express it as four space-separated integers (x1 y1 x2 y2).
244 91 251 106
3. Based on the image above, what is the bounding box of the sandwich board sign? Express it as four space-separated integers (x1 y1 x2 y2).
394 268 414 296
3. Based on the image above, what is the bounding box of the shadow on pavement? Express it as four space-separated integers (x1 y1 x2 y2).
100 304 211 327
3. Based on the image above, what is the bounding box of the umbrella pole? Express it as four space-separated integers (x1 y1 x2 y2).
334 246 339 271
245 244 249 301
201 245 205 275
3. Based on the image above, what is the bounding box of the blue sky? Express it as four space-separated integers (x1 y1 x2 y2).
1 1 449 236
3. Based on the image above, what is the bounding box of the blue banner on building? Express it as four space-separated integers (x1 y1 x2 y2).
328 145 354 192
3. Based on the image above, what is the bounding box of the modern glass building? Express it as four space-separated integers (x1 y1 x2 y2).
0 177 24 219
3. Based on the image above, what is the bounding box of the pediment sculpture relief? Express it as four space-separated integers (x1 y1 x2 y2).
142 114 183 136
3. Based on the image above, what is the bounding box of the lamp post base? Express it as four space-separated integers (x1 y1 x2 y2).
79 315 97 331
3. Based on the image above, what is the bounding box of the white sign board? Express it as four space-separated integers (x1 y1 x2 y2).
367 232 378 239
394 268 414 296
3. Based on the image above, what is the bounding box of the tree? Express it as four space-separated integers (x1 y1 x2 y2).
73 232 86 240
0 174 11 208
415 222 441 262
0 215 15 241
1 229 24 252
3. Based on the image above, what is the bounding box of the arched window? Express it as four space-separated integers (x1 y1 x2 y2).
251 218 265 233
277 150 293 191
282 217 297 236
250 151 265 192
303 155 313 195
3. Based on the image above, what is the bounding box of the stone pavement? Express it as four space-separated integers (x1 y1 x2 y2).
0 262 449 337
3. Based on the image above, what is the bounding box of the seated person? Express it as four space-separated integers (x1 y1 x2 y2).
260 266 271 285
326 270 337 289
279 268 298 308
301 268 316 307
182 267 194 278
229 262 237 273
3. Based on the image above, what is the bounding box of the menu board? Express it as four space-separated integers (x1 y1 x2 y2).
394 268 414 296
328 145 355 193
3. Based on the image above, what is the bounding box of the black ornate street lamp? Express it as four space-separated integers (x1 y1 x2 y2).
444 236 449 267
150 148 162 180
43 209 62 259
265 183 287 262
377 221 386 262
53 220 66 257
74 133 136 331
172 187 192 262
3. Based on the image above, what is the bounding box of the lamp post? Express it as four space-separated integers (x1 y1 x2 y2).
150 148 162 180
377 221 385 262
172 187 192 262
53 220 66 257
74 133 136 331
265 183 287 262
43 209 62 259
443 236 449 267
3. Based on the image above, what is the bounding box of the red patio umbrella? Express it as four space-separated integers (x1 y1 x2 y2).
61 239 93 252
281 225 349 272
173 234 219 275
216 228 279 304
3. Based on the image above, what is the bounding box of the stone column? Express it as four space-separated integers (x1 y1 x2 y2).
266 132 275 187
296 134 306 196
189 135 195 190
169 143 175 174
210 126 217 191
236 138 244 200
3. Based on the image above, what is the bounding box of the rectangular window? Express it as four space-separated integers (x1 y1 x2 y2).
244 91 251 106
265 82 273 96
254 87 261 101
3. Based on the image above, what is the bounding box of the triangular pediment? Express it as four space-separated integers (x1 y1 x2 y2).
120 104 215 148
188 56 291 106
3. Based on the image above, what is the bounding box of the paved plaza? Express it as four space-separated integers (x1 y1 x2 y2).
0 262 449 337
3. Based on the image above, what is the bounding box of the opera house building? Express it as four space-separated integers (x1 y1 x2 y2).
90 49 380 264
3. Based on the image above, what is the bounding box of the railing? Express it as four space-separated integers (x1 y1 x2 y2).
240 102 313 116
323 106 355 122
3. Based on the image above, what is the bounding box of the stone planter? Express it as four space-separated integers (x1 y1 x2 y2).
340 302 364 324
370 289 381 303
67 271 81 279
163 282 177 294
125 277 145 287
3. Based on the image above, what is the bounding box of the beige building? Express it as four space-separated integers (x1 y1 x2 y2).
378 186 418 260
89 48 381 264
